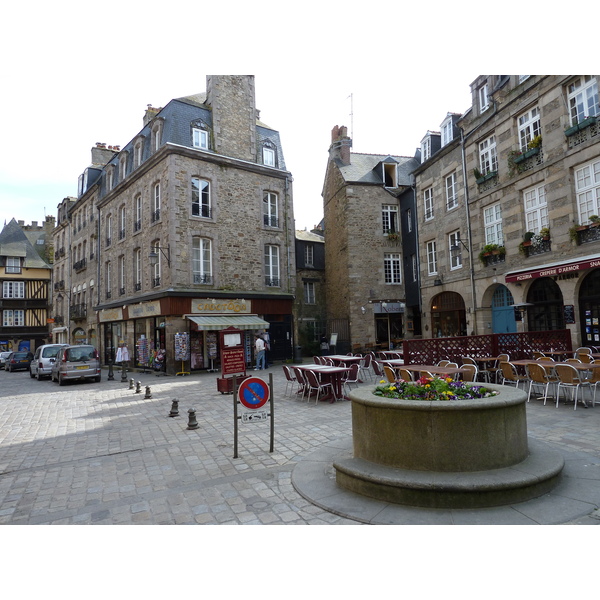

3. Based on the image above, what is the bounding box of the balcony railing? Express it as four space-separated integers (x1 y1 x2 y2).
119 229 126 240
106 237 112 247
151 209 160 223
525 239 551 257
193 274 213 285
135 282 142 291
134 220 141 232
119 287 125 296
152 277 161 287
263 214 279 228
481 253 506 268
577 224 600 245
69 304 87 320
265 277 280 287
73 258 87 272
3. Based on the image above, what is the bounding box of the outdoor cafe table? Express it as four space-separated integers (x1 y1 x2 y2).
539 350 571 360
296 364 350 401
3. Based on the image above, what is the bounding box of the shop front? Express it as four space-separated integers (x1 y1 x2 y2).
372 302 404 349
430 292 467 338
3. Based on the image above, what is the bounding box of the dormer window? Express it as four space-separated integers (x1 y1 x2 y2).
151 118 164 153
5 257 21 274
133 138 144 168
119 152 128 182
478 83 489 113
383 162 397 187
262 141 277 167
441 117 454 147
192 119 210 150
106 165 115 191
420 135 431 163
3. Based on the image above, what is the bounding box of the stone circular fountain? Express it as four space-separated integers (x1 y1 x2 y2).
333 384 564 509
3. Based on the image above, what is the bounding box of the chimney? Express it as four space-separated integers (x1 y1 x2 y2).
91 143 119 167
329 125 352 165
143 104 162 126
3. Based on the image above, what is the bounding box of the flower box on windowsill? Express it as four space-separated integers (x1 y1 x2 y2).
476 170 498 185
565 116 597 137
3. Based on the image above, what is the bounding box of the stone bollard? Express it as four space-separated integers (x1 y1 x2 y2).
135 381 142 394
108 361 114 381
144 385 152 399
168 399 179 418
120 362 128 382
129 378 135 390
187 408 199 430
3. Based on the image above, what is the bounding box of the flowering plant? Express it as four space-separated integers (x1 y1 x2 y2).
373 376 499 401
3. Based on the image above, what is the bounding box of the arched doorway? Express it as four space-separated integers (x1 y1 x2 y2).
578 269 600 346
491 285 516 333
526 278 564 331
431 292 466 337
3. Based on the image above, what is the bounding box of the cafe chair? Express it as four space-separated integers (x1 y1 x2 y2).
532 351 545 359
578 353 593 364
460 364 477 382
342 363 361 394
313 356 321 364
462 356 477 366
371 359 385 380
487 353 510 384
526 362 558 405
554 363 591 410
324 358 334 366
575 347 592 359
499 361 528 390
282 365 297 397
565 358 581 364
304 369 334 404
359 353 373 381
437 360 450 367
292 367 308 400
383 365 396 383
399 368 414 382
586 363 600 406
419 370 434 379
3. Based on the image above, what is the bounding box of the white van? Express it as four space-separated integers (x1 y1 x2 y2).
30 344 68 380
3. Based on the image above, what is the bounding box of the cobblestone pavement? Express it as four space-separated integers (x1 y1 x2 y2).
0 363 599 525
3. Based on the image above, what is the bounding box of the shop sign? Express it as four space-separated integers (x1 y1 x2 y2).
506 258 600 283
98 307 124 322
129 301 162 318
192 299 250 314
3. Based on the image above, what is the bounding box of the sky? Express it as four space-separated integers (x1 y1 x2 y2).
1 2 586 235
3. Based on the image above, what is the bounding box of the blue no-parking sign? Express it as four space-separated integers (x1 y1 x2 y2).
238 377 270 410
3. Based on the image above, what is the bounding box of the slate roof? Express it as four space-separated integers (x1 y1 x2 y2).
0 219 51 269
337 153 419 186
296 230 325 243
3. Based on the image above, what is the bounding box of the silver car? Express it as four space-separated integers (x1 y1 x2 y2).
0 351 12 368
30 344 68 380
51 345 101 385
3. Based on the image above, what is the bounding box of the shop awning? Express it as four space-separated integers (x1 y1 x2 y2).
505 253 600 283
185 315 270 331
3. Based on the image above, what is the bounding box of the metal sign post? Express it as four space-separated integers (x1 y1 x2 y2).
233 374 274 458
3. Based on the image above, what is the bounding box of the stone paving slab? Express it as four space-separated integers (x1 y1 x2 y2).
0 364 599 525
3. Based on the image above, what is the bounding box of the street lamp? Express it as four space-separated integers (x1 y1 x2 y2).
149 245 171 267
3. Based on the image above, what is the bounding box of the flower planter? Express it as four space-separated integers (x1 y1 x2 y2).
333 384 564 508
476 170 497 185
565 116 597 137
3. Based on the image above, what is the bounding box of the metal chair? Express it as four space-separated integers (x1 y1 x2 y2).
489 353 510 384
342 363 361 394
304 369 334 404
499 361 528 390
282 365 297 396
383 365 396 383
371 359 385 381
532 351 545 359
554 363 591 410
292 367 308 400
526 362 558 405
358 353 373 382
399 368 414 382
460 364 477 382
437 360 450 367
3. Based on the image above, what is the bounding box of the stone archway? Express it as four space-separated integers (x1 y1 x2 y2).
526 278 565 331
491 285 516 333
430 292 466 337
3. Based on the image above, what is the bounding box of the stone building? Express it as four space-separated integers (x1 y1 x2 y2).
294 227 326 356
0 219 52 353
322 126 420 352
56 75 295 374
415 75 600 346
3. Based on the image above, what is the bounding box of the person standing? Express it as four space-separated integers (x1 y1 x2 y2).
254 334 266 370
261 330 270 368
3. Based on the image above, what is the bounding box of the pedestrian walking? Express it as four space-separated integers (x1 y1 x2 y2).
254 334 266 370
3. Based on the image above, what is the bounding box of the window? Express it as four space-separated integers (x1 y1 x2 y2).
304 281 315 304
411 254 418 282
426 241 437 275
107 167 114 191
263 147 275 167
524 185 548 233
479 135 498 175
568 76 599 125
478 83 489 113
193 128 209 150
423 188 434 220
421 135 431 162
382 204 399 234
518 107 541 151
192 178 211 218
152 183 161 222
406 208 413 233
384 253 402 284
105 261 112 298
445 172 458 210
575 158 600 223
383 163 397 187
106 215 112 247
264 245 280 286
3 309 24 327
152 241 161 287
119 153 127 181
263 192 278 227
119 255 126 295
3 281 24 298
119 205 126 240
192 237 212 284
304 244 314 267
441 117 453 147
134 194 142 232
448 231 462 270
134 248 142 291
484 204 504 245
134 142 143 168
5 257 21 274
152 122 162 152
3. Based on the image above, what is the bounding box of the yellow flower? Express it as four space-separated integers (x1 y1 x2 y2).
380 380 386 384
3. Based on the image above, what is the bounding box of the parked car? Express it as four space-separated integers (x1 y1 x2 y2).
5 351 34 372
30 344 68 380
0 351 12 368
51 345 101 385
